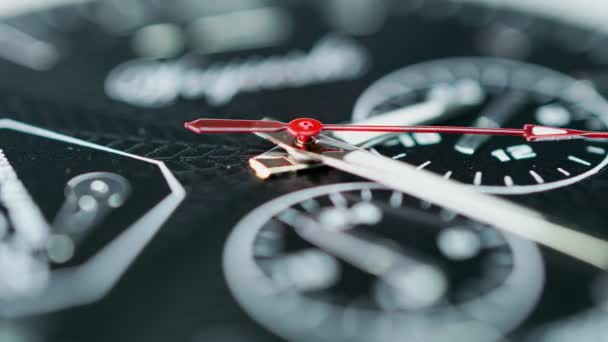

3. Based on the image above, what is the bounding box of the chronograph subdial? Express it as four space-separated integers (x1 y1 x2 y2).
224 183 544 342
350 58 608 194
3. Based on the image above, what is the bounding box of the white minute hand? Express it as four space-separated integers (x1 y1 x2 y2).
257 131 608 270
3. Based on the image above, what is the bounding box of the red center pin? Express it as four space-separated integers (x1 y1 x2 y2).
287 118 324 144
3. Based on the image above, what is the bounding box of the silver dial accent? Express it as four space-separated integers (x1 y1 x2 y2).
224 183 545 342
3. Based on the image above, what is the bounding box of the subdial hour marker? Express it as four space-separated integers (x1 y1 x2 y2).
586 146 606 155
389 191 403 208
329 193 348 208
417 161 431 170
361 188 373 201
529 170 545 184
474 171 482 186
568 155 591 166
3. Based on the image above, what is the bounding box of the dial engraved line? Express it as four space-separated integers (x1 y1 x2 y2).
557 168 570 176
416 161 431 170
529 170 544 184
474 171 482 186
568 155 591 166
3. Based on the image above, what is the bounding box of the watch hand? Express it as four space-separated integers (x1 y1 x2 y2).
454 91 528 155
284 207 448 306
184 117 608 143
337 79 485 146
333 101 448 146
236 128 608 270
184 118 285 134
284 208 441 278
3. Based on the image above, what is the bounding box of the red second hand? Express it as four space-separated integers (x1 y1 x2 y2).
184 117 608 143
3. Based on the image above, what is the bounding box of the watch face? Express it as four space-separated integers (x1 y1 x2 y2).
351 57 608 194
0 0 607 341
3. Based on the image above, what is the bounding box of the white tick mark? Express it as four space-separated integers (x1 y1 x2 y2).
416 161 431 170
529 170 544 184
301 199 320 213
568 155 591 166
443 171 453 179
329 193 348 208
557 168 570 176
504 176 514 186
361 189 372 201
474 172 482 186
586 146 606 155
392 153 407 160
389 191 403 208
